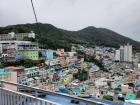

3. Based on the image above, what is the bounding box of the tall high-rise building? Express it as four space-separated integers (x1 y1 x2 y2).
0 44 2 53
120 45 125 62
115 43 132 62
123 43 132 62
115 50 120 61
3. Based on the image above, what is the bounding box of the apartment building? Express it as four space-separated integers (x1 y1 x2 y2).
0 31 35 41
0 41 39 60
115 43 132 62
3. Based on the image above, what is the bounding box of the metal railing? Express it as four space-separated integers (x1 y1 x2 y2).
0 87 62 105
0 80 107 105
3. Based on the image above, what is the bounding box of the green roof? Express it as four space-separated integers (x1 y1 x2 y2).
125 93 136 100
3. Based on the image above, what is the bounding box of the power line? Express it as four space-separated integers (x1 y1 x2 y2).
30 0 38 23
30 0 44 48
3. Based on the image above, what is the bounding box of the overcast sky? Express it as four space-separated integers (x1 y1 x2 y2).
0 0 140 41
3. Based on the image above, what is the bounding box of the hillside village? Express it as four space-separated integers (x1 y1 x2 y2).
0 32 140 104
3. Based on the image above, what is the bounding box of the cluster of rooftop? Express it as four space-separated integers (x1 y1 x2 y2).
0 32 140 105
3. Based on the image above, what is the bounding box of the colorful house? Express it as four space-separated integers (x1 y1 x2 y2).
0 41 39 60
6 66 28 85
41 50 54 60
24 66 40 86
16 41 39 60
18 50 39 60
0 68 17 90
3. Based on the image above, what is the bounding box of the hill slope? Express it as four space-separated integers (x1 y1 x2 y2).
0 23 140 51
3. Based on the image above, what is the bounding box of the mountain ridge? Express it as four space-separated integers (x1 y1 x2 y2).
0 23 140 51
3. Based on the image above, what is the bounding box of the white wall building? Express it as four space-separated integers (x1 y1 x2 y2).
124 43 132 62
0 44 2 53
115 50 120 61
28 31 35 38
116 43 132 62
120 45 125 62
138 63 140 70
0 31 35 41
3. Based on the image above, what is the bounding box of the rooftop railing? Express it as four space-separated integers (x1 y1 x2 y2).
0 80 107 105
0 87 62 105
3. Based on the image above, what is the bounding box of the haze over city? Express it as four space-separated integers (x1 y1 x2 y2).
0 0 140 41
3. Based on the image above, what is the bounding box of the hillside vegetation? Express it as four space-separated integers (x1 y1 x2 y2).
0 23 140 51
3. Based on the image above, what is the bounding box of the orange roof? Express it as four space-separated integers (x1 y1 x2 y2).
7 66 21 70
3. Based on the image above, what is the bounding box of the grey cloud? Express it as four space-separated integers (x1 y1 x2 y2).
0 0 140 41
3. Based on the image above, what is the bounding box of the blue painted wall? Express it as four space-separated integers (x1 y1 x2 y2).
41 50 53 60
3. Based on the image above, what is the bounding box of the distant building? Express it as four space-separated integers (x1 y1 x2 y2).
16 41 39 60
95 78 108 88
115 43 132 62
0 44 2 53
0 31 35 41
0 41 20 57
0 34 12 41
41 50 54 60
0 41 39 60
0 68 17 90
138 63 140 70
124 43 132 62
6 66 27 85
89 65 100 81
120 46 125 62
18 50 39 60
115 50 120 61
56 49 65 57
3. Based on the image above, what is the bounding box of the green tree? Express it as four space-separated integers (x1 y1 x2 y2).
103 95 113 101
